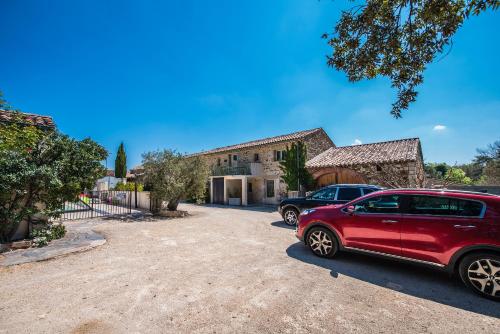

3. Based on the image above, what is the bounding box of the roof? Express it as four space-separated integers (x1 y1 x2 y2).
189 128 330 156
306 138 421 168
0 109 55 129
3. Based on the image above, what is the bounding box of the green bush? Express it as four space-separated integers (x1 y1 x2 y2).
114 181 144 191
30 223 67 248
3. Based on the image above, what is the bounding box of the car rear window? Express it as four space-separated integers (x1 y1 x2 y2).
337 188 362 201
311 187 337 200
407 196 483 217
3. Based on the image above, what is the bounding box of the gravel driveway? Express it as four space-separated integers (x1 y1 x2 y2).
0 204 498 333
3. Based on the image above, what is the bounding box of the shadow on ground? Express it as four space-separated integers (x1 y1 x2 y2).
196 204 277 213
270 220 295 230
286 242 500 318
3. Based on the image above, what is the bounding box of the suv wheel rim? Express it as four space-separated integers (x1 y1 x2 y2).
467 259 500 297
284 210 297 225
309 231 332 256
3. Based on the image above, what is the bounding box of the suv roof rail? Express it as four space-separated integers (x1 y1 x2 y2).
384 188 500 197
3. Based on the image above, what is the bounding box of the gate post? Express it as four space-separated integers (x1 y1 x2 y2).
91 191 94 218
128 190 132 214
134 182 138 209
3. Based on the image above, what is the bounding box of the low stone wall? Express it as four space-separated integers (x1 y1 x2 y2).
126 191 151 210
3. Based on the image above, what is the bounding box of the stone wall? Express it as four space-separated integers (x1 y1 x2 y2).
303 129 335 160
309 159 425 189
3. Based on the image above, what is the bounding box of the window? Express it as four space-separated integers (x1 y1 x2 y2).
337 188 362 201
217 158 221 166
362 188 376 195
376 165 382 171
233 155 238 161
266 180 275 198
248 183 253 193
353 195 401 214
254 153 260 162
311 187 337 200
407 196 483 217
274 150 287 161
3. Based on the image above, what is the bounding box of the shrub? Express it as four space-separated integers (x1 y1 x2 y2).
30 223 66 247
114 181 144 191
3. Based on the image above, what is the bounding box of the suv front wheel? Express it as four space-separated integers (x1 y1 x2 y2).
459 252 500 301
283 207 299 226
307 227 338 258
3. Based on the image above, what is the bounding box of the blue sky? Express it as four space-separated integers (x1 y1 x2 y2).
1 1 499 169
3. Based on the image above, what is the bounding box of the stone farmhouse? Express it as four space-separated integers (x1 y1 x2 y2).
191 128 425 206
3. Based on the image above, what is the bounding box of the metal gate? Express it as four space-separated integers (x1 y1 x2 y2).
60 190 133 220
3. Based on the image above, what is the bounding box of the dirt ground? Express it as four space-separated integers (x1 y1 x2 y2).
0 204 498 333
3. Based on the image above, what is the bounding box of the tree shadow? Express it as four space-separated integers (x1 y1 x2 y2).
286 242 500 318
194 203 278 213
270 220 296 230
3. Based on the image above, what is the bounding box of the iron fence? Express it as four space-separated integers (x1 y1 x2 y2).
60 190 133 220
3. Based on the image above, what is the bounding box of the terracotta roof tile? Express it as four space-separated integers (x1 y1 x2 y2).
190 128 325 156
0 109 55 128
306 138 421 168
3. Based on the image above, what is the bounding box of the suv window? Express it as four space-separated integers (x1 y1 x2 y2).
337 187 362 201
362 188 377 195
407 195 483 217
311 187 337 200
353 195 401 214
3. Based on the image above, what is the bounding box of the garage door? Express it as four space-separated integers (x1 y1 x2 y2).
317 169 366 187
213 177 224 204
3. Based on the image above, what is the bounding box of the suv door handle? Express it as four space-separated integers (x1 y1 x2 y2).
381 220 398 224
454 225 477 229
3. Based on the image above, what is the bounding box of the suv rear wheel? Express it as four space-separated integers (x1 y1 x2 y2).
283 207 299 226
307 227 338 258
459 252 500 301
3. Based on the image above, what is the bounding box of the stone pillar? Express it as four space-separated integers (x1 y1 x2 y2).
241 176 248 206
209 177 214 204
223 177 227 205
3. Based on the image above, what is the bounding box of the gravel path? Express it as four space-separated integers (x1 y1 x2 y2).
0 204 498 333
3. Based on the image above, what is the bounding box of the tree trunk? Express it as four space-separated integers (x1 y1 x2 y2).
150 198 162 215
167 199 179 211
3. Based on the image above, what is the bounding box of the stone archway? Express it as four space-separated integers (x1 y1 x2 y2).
312 167 367 188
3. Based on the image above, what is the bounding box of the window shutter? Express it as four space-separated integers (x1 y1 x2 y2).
273 150 277 161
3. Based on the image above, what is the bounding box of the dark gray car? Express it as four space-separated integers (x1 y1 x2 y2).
278 184 382 225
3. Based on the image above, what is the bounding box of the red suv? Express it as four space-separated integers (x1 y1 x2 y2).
296 189 500 300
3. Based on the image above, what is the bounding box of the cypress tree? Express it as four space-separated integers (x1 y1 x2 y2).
115 142 127 178
279 141 314 192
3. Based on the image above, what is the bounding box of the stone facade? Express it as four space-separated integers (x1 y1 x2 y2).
305 138 425 189
199 129 334 205
202 129 334 178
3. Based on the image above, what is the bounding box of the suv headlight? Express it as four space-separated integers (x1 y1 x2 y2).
301 209 316 216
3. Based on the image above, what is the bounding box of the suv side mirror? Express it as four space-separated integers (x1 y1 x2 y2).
347 205 355 215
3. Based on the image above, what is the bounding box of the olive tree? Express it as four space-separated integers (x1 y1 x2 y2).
0 119 107 242
142 150 209 212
